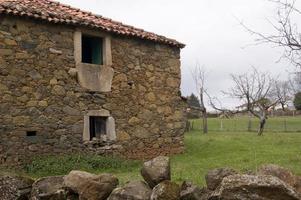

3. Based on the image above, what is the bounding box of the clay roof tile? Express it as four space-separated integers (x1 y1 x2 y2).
0 0 185 48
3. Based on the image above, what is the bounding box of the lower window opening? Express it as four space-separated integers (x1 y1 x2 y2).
89 116 107 140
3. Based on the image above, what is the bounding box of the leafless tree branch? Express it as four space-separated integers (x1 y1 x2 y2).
240 0 301 67
191 64 208 133
209 67 281 135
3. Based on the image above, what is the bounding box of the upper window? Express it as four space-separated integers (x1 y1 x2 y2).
82 35 103 65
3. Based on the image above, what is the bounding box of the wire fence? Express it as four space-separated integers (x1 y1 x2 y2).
188 116 301 133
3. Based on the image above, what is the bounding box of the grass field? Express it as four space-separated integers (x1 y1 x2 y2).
5 126 301 186
172 131 301 185
190 116 301 132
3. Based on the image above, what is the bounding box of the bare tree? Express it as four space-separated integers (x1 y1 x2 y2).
271 80 293 110
208 68 280 136
192 64 208 134
241 0 301 67
289 71 301 93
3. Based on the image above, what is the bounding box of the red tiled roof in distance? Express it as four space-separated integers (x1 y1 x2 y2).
0 0 185 48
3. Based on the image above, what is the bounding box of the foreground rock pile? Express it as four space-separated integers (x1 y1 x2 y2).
1 158 301 199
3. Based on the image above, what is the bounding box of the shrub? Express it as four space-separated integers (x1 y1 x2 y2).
293 92 301 110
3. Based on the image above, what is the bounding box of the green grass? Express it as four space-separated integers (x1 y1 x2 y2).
22 155 142 184
3 128 301 186
190 116 301 132
171 131 301 185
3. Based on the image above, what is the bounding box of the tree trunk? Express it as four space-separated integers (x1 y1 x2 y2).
247 113 252 132
258 117 266 136
203 109 208 134
281 103 285 111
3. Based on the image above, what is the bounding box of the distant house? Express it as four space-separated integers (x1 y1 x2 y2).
0 0 186 164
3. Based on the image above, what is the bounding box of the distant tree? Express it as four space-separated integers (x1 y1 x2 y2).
192 64 208 134
209 67 281 136
271 80 293 110
290 71 301 93
187 93 201 108
257 97 272 108
293 92 301 110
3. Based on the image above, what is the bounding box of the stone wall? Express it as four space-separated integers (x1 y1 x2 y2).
0 16 186 164
3 158 300 200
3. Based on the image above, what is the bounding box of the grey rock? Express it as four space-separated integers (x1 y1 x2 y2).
68 68 78 78
138 109 154 122
0 68 9 76
0 174 34 200
22 107 42 116
64 170 118 200
78 177 118 200
294 176 301 195
108 181 151 200
205 168 237 190
49 48 62 54
31 176 66 200
20 41 37 49
52 85 66 96
141 156 170 188
133 126 151 139
69 124 83 134
64 170 101 192
209 174 300 200
28 70 43 80
180 181 210 200
62 106 81 116
151 180 180 200
258 164 296 187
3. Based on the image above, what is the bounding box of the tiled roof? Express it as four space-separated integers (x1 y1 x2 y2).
0 0 185 48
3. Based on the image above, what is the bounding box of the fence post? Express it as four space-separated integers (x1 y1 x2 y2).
185 120 191 132
284 118 287 132
234 118 237 132
281 111 287 132
220 119 223 131
248 114 252 132
200 118 202 131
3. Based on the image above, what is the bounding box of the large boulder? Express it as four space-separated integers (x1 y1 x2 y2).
64 170 118 200
180 181 210 200
258 164 296 187
205 168 237 190
141 156 170 188
108 180 152 200
209 174 300 200
294 176 301 194
79 175 118 200
64 170 98 192
151 180 180 200
31 176 66 200
0 174 34 200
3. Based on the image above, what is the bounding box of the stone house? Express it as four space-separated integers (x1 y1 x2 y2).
0 0 186 164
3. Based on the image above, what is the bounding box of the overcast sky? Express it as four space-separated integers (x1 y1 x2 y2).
58 0 299 108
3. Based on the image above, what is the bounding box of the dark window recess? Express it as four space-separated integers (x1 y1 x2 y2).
26 131 37 137
82 35 103 65
89 116 107 140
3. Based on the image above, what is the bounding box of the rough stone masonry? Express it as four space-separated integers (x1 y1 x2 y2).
0 11 187 164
